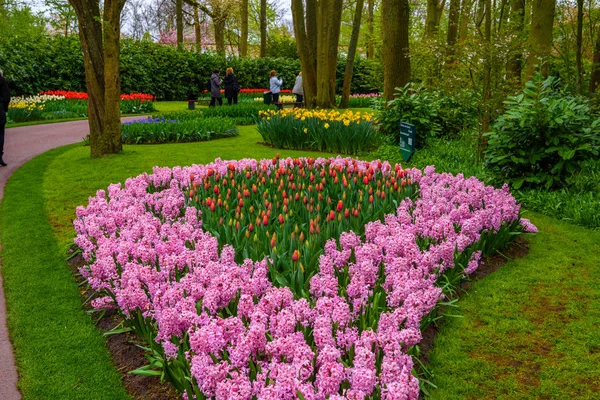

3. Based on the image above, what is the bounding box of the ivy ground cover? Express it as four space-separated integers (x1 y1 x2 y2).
74 157 535 399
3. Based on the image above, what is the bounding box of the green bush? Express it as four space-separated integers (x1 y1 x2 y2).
375 84 441 147
2 35 382 99
485 73 600 190
155 103 276 125
120 117 238 144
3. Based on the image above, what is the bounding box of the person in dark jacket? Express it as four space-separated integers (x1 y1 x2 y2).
209 69 223 107
0 70 9 166
223 67 239 105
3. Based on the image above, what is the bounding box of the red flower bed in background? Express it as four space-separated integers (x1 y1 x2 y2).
39 91 155 102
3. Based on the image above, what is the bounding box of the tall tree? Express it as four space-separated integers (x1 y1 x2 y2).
187 0 230 55
340 0 365 108
193 5 202 52
591 26 600 93
240 0 248 56
68 0 126 157
506 0 525 84
576 0 584 93
382 0 410 101
425 0 445 37
481 0 492 147
176 0 183 48
260 0 267 57
458 0 473 41
446 0 460 62
367 0 375 58
525 0 556 79
327 0 344 102
291 0 342 108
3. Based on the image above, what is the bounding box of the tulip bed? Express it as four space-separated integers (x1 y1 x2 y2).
256 109 380 155
7 91 155 123
74 157 535 399
120 117 238 144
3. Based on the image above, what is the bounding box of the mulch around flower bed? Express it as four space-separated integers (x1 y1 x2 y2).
68 253 179 400
417 236 530 367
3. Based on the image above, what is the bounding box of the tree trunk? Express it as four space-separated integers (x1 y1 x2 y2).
176 0 183 48
506 0 525 84
458 0 472 41
576 0 584 93
194 6 202 52
590 26 600 93
479 0 491 160
260 0 267 57
69 0 124 157
367 0 375 58
291 0 317 107
425 0 444 37
214 17 226 55
382 0 410 101
240 0 248 56
446 0 460 62
525 0 556 80
328 0 344 104
340 0 365 108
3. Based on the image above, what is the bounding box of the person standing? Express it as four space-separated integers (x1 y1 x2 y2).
0 70 9 167
223 68 239 105
292 71 304 106
269 70 283 103
209 69 223 107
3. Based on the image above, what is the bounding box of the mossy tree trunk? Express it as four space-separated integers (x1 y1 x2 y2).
291 0 342 109
260 0 267 57
446 0 460 63
340 0 365 108
590 25 600 93
176 0 184 48
525 0 556 80
506 0 525 85
69 0 124 157
576 0 584 93
240 0 248 56
382 0 410 102
194 5 202 52
367 0 375 58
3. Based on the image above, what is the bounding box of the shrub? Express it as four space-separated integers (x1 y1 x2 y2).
485 73 600 190
120 117 238 144
375 84 441 147
255 108 380 154
156 103 276 125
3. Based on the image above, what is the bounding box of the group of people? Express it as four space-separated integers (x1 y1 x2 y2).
0 70 9 167
207 69 304 107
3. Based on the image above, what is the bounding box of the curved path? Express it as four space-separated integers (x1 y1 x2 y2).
0 117 144 399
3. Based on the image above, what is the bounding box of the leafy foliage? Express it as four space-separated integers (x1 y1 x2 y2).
120 117 238 144
485 73 600 190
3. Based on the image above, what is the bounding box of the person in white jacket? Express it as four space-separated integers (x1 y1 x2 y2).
269 70 283 103
292 72 304 106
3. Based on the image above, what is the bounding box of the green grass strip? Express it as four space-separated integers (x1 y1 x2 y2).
428 212 600 399
1 145 130 399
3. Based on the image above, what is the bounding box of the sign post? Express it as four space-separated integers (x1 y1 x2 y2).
399 122 416 161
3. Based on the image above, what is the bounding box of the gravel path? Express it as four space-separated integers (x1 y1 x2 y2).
0 117 144 399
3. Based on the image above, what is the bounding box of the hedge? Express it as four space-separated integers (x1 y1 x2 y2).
1 35 382 100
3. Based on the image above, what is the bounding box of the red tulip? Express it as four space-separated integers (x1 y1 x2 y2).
337 200 344 212
263 215 269 226
292 250 299 262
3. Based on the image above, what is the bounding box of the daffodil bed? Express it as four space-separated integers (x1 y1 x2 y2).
74 155 536 399
255 109 379 155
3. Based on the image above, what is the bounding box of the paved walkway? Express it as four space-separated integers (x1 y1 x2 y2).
0 117 144 399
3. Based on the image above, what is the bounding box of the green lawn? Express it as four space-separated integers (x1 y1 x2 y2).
1 121 598 398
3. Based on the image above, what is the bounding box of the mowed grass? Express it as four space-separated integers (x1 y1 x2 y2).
3 117 600 398
1 145 130 399
428 212 600 399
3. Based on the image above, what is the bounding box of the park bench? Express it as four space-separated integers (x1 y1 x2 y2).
273 102 304 110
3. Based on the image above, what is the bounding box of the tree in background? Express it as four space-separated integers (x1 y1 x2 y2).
381 0 410 102
339 0 365 108
68 0 126 157
526 0 557 79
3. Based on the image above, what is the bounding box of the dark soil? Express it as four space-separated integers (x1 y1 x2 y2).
68 253 179 400
417 236 530 366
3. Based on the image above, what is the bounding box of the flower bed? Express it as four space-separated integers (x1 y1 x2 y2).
74 158 535 399
120 117 238 144
7 91 155 123
256 109 380 154
157 104 277 126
